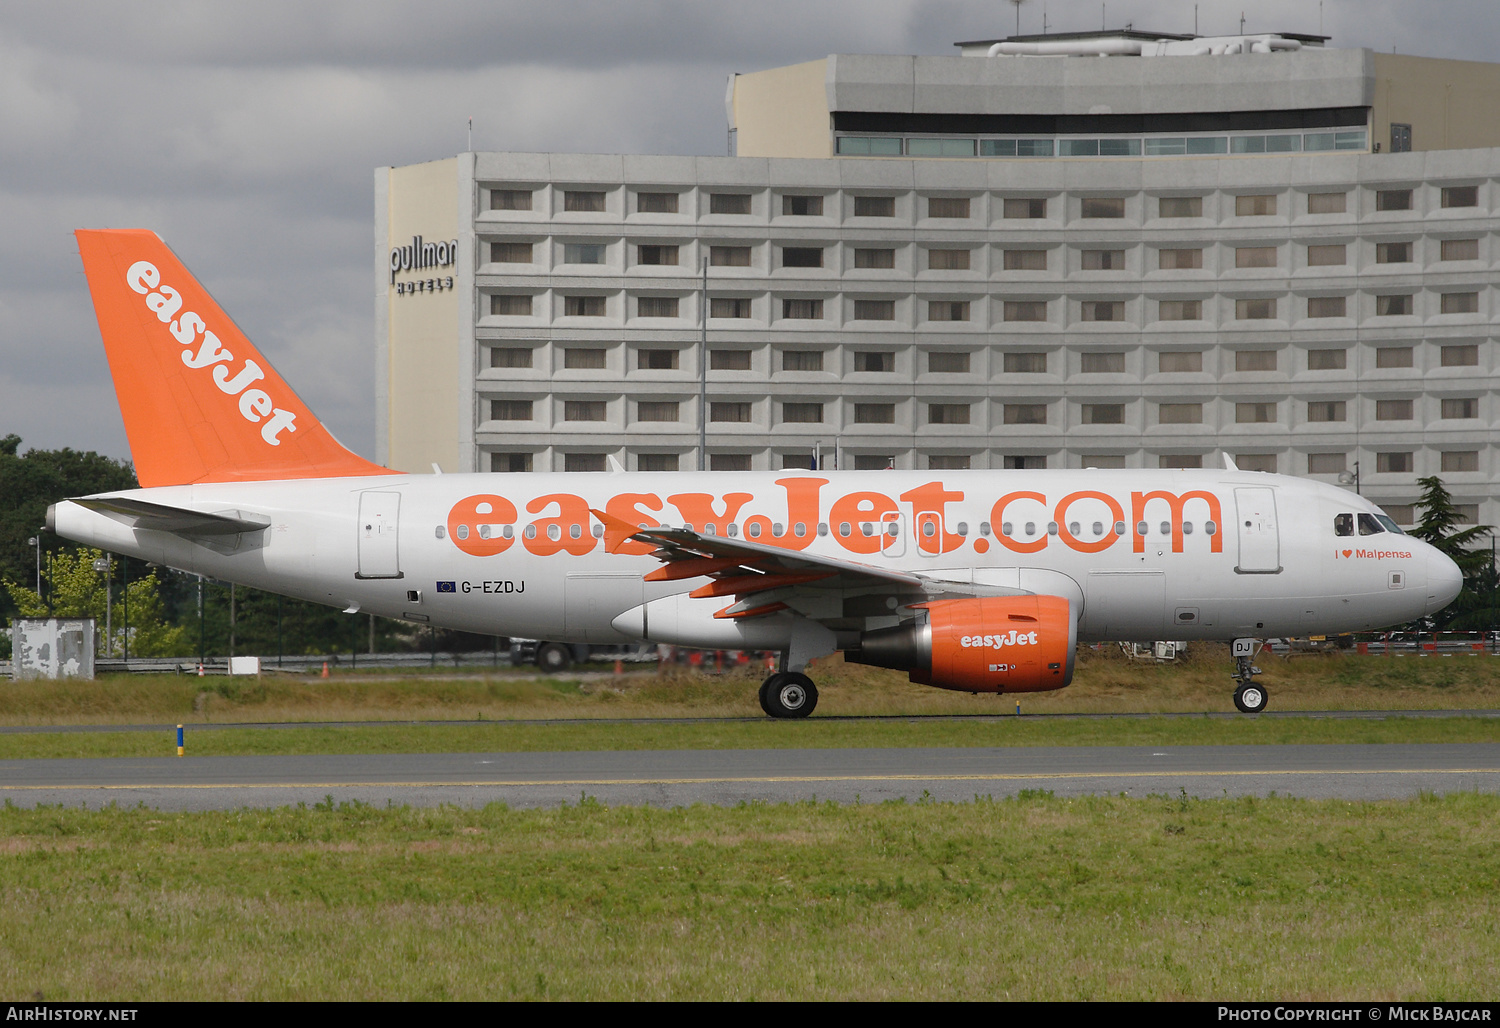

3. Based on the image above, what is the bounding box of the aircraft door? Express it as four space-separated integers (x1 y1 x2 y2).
1234 487 1281 574
881 512 906 557
356 491 403 579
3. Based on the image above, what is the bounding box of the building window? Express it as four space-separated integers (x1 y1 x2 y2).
1376 346 1414 368
1083 404 1125 425
1004 300 1047 322
1308 401 1348 422
637 453 679 472
855 248 895 269
711 350 751 371
637 401 679 422
1307 349 1346 371
638 349 678 370
853 299 895 321
854 195 896 217
1442 186 1479 208
1158 403 1202 424
1159 454 1203 469
1080 197 1125 219
781 194 823 216
1442 397 1479 419
709 193 751 215
854 351 894 373
1455 505 1481 524
1236 454 1278 473
1307 296 1347 319
782 350 823 372
491 452 533 473
491 189 532 211
1081 301 1124 322
711 454 752 471
1003 352 1047 374
1377 452 1414 474
1376 242 1411 264
710 402 751 423
490 347 533 369
1307 192 1347 214
928 455 971 470
1375 399 1413 421
1004 404 1047 425
782 403 823 424
1235 298 1276 320
853 403 895 424
1441 292 1479 314
1382 504 1416 525
781 453 817 470
928 351 970 373
1235 194 1277 217
1080 249 1126 271
1390 124 1412 153
1003 198 1047 219
637 245 678 266
1236 402 1276 424
1080 352 1124 374
1004 250 1047 271
1236 246 1278 269
564 400 607 421
490 400 533 421
563 191 606 213
1308 453 1346 474
564 296 606 317
840 454 885 470
710 297 751 319
636 296 680 318
1080 454 1127 469
1158 196 1202 218
927 248 971 271
564 347 606 369
781 298 823 320
927 197 970 219
928 403 970 425
1441 344 1479 367
781 247 823 269
1158 299 1203 321
1307 244 1346 266
1442 239 1480 261
563 243 605 265
1158 248 1202 270
1442 451 1479 472
1376 189 1412 212
565 453 607 473
928 301 970 322
1004 456 1047 470
491 242 533 263
636 192 679 214
710 245 751 267
491 294 533 317
1158 351 1203 373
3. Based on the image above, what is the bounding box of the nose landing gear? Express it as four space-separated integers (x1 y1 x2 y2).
1231 638 1267 713
759 671 818 719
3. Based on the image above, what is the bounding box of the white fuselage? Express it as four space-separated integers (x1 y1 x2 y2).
53 468 1461 649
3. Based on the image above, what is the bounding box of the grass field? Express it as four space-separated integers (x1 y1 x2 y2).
2 644 1499 729
2 794 1496 1000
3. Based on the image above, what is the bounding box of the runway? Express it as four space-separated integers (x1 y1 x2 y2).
3 743 1498 810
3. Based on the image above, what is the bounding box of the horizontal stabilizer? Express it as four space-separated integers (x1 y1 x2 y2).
72 496 271 537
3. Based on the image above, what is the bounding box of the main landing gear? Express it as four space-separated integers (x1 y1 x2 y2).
759 671 818 719
1231 638 1268 714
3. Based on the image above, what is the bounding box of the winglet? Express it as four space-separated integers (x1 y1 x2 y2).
590 508 644 554
75 229 396 487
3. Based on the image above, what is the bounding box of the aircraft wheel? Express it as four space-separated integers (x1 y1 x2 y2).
536 643 573 674
1233 683 1268 714
763 672 818 719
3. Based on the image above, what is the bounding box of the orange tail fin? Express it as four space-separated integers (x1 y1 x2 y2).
75 229 395 487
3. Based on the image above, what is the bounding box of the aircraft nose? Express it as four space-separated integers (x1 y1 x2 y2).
1426 548 1463 614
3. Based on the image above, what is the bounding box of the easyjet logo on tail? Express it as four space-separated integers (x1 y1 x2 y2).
125 261 297 447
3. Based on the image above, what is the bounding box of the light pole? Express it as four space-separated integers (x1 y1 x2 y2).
27 536 40 599
93 556 112 656
698 255 708 471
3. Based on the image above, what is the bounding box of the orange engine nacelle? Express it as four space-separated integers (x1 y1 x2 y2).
847 595 1077 693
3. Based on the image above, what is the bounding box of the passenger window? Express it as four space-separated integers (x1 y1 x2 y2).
1358 513 1384 536
1334 513 1354 537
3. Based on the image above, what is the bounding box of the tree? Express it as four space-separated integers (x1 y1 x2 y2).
3 547 189 657
1409 475 1494 630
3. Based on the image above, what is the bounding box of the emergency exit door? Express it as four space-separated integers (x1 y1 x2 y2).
1234 487 1280 574
356 491 403 579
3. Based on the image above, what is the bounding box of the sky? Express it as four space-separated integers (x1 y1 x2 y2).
1 0 1493 465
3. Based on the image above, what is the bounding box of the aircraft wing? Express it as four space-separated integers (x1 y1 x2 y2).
71 496 272 538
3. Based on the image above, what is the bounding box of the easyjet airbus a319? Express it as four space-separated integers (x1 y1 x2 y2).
52 230 1462 716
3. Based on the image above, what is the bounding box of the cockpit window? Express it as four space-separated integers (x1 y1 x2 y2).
1357 513 1384 536
1334 513 1354 537
1376 514 1404 535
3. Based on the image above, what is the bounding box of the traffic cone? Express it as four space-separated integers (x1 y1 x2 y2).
321 662 330 678
613 659 623 676
197 664 204 677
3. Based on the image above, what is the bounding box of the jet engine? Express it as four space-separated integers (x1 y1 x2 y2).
846 595 1077 693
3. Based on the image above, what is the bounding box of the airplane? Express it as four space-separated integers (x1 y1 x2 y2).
49 229 1464 717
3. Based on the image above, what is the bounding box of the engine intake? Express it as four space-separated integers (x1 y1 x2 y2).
847 595 1077 693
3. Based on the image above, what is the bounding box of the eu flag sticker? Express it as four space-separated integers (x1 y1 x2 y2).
436 581 457 593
